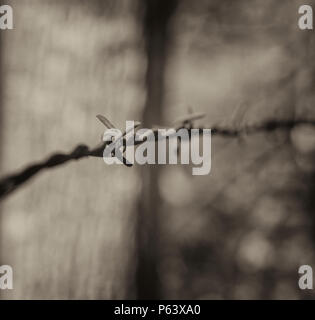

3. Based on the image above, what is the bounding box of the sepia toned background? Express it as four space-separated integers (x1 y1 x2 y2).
1 0 315 299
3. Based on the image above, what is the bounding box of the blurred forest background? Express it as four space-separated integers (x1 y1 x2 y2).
1 0 315 299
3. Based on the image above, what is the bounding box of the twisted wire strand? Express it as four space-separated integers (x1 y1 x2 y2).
0 118 314 200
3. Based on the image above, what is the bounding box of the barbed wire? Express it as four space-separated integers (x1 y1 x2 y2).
0 118 314 200
0 144 91 199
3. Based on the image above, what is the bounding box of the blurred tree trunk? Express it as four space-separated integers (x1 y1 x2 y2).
0 0 144 299
135 0 178 299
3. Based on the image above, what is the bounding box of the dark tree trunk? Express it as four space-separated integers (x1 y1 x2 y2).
135 0 178 300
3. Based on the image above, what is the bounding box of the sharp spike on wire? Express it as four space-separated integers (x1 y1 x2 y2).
96 114 116 129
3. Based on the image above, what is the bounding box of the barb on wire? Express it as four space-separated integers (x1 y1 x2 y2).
0 114 315 201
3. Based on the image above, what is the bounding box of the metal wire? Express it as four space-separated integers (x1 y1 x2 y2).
0 118 314 200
